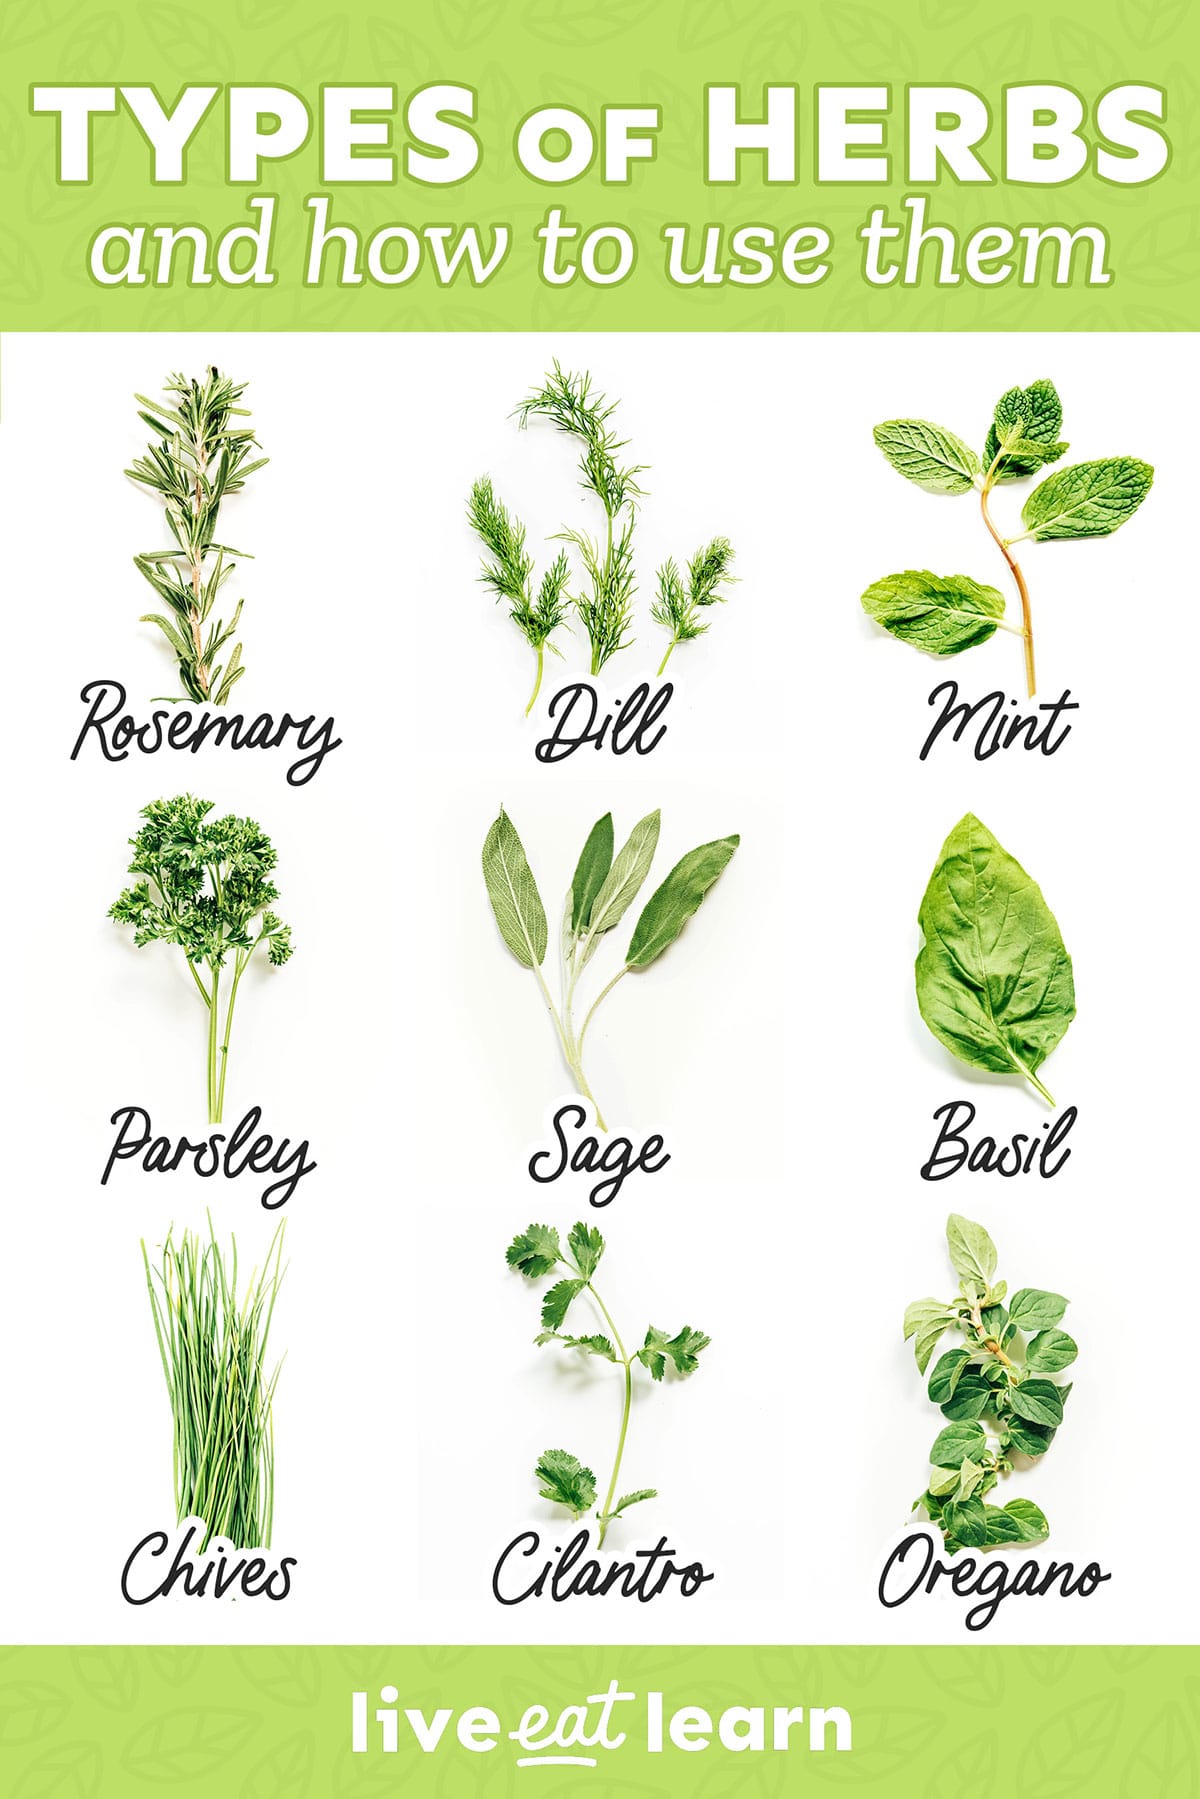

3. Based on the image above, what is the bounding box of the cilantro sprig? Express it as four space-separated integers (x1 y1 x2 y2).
109 795 294 1123
904 1215 1076 1554
508 1220 709 1546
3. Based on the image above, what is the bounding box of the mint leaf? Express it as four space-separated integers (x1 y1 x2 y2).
1008 1288 1068 1331
983 379 1068 480
506 1223 561 1279
541 1279 585 1330
535 1449 597 1517
567 1221 605 1280
861 568 1007 656
873 419 980 494
1020 457 1153 541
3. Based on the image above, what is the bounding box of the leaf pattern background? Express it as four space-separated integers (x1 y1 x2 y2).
0 0 1192 325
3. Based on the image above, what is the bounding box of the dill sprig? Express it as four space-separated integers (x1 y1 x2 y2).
516 363 646 676
127 367 268 707
141 1215 286 1551
651 536 737 676
468 476 571 714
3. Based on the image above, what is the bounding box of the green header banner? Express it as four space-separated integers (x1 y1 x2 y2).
1 0 1196 328
0 1644 1191 1794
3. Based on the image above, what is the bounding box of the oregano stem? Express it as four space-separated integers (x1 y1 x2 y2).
980 482 1036 698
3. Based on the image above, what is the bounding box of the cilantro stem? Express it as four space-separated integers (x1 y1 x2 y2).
579 1277 631 1548
979 481 1036 698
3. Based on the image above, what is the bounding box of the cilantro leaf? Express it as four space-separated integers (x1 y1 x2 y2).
506 1223 561 1279
637 1324 710 1381
535 1449 597 1517
540 1279 585 1331
610 1488 656 1517
568 1221 604 1280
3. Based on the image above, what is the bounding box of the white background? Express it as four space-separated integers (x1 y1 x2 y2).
0 331 1194 1645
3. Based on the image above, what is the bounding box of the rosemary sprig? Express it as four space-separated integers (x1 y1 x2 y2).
652 537 737 676
127 367 268 706
468 476 571 714
515 363 646 676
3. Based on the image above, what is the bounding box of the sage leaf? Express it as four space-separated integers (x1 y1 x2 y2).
483 808 548 969
873 419 980 494
571 814 614 933
535 1449 597 1517
1020 456 1153 541
1026 1329 1078 1373
1009 1380 1065 1427
1008 1288 1068 1331
916 814 1076 1105
626 835 740 970
860 569 1007 655
983 379 1068 480
930 1422 987 1468
946 1215 998 1294
586 810 661 938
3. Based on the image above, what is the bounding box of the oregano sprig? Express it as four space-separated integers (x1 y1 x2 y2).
127 368 267 706
482 806 739 1130
515 362 646 676
652 537 737 676
508 1219 709 1545
864 378 1152 696
904 1215 1075 1554
468 476 571 713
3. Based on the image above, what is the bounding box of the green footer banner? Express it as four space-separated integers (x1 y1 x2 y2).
1 1647 1191 1794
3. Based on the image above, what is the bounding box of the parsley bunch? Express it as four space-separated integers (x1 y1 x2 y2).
508 1220 709 1546
905 1216 1076 1554
109 795 294 1123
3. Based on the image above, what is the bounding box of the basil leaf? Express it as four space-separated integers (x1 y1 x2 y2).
946 1215 998 1293
571 813 614 933
997 1496 1049 1542
1006 1416 1056 1458
930 1422 987 1468
942 1495 988 1546
1008 1288 1068 1331
483 808 548 969
627 835 739 970
915 814 1076 1104
860 569 1006 655
1025 1329 1077 1373
983 379 1068 481
873 419 980 494
1020 456 1153 541
586 810 661 938
1009 1379 1064 1427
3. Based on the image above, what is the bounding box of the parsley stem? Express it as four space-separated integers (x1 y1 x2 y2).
216 948 250 1124
980 481 1036 697
207 963 221 1122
